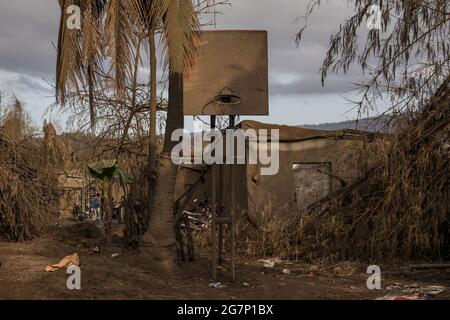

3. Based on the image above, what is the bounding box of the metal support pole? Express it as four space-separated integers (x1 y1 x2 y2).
229 115 236 282
210 115 218 280
218 160 228 265
218 213 224 265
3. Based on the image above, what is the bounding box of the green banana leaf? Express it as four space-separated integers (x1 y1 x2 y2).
87 160 118 182
87 160 133 185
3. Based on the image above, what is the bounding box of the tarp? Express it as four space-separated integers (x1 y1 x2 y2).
44 253 80 272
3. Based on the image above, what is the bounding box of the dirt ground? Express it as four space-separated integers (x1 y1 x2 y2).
0 221 449 300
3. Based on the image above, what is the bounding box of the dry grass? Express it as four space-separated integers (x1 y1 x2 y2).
0 99 60 241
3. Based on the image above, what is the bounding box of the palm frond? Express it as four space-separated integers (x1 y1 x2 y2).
81 0 106 129
105 0 143 95
56 0 83 104
152 0 201 73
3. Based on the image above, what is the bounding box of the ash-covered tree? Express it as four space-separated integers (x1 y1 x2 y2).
297 0 449 115
294 0 450 260
55 1 229 260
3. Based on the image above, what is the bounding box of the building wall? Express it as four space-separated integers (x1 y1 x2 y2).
172 132 381 229
245 138 374 225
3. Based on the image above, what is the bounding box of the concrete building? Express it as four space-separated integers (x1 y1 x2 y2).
176 120 383 227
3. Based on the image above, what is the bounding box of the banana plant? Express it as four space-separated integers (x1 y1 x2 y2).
87 160 133 244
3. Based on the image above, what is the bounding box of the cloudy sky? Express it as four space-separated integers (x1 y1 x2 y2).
0 0 375 129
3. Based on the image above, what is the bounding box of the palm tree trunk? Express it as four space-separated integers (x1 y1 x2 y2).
147 31 158 223
144 71 183 247
148 32 157 170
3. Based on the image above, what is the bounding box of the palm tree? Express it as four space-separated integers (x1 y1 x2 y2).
56 0 201 248
145 1 202 248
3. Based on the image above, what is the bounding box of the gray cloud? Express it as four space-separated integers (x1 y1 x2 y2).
212 0 364 96
0 0 58 76
270 76 363 96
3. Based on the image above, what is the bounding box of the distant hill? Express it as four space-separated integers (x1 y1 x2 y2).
297 116 395 133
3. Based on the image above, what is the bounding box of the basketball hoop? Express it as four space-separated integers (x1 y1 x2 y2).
212 88 242 106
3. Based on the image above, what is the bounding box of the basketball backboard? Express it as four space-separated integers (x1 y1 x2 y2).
183 30 269 116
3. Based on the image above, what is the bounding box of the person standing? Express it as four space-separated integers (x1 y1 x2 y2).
91 193 102 222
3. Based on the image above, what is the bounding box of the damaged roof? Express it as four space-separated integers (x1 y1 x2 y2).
237 120 385 142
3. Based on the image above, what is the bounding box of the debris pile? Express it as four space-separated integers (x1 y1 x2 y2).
376 284 446 300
